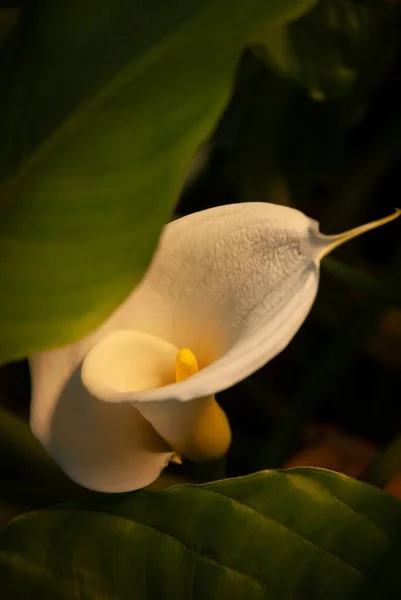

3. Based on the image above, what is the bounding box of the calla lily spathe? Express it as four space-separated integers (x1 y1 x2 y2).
29 202 400 492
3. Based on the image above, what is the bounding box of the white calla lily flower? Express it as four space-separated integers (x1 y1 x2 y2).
29 203 400 493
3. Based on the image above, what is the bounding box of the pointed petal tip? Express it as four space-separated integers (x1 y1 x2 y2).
314 208 401 261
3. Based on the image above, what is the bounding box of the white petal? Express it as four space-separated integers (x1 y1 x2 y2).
32 202 397 485
80 203 319 462
33 202 314 481
83 204 400 410
29 344 173 493
82 202 320 406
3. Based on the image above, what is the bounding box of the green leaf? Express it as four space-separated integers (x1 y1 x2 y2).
1 468 401 599
0 0 316 364
253 0 400 102
252 0 364 100
0 406 88 512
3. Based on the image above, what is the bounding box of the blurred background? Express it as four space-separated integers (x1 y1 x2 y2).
1 0 401 524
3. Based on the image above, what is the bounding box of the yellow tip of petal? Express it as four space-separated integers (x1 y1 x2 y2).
319 208 401 260
176 348 199 382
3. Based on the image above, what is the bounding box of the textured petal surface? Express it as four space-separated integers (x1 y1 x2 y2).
82 202 320 404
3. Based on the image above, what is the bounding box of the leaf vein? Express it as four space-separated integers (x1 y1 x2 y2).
201 487 364 580
96 509 267 595
286 472 390 537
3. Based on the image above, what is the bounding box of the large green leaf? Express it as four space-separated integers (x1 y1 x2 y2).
254 0 400 102
0 0 316 364
0 406 88 517
1 468 401 599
